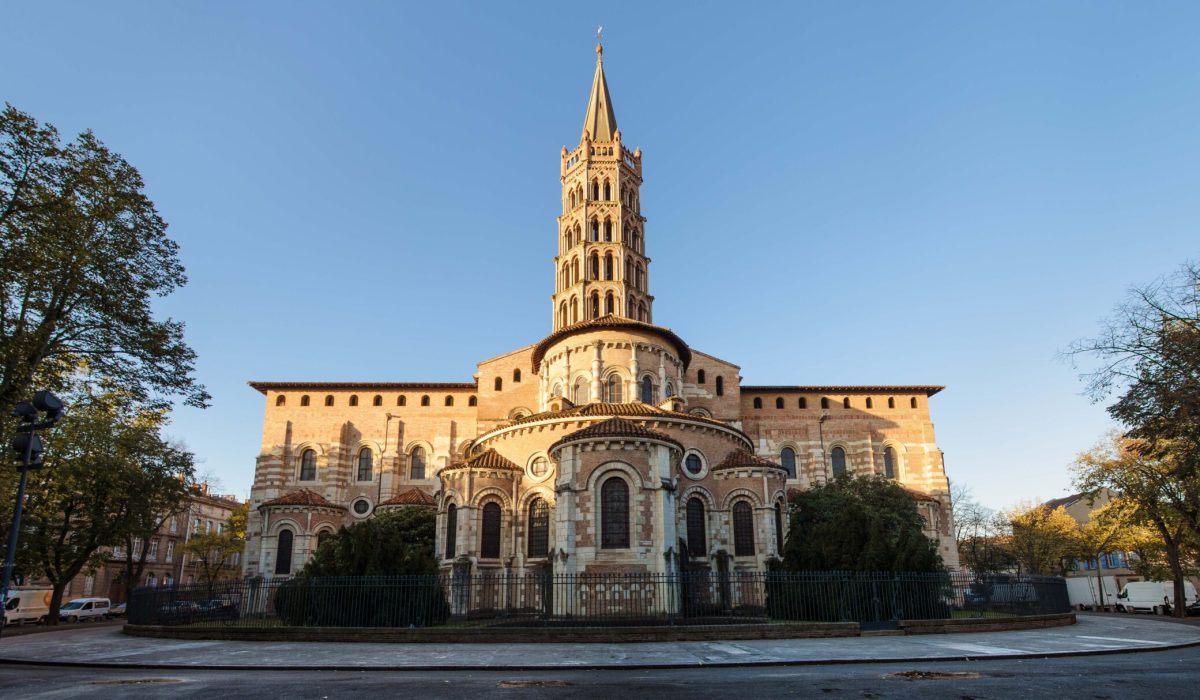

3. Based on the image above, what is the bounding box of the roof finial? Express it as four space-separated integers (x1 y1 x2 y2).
596 25 603 56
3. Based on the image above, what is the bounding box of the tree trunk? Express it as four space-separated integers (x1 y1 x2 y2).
1164 539 1188 618
46 583 66 626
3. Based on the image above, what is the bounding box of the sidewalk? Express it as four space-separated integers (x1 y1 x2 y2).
1 614 1197 670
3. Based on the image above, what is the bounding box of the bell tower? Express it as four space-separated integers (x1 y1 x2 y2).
552 41 652 331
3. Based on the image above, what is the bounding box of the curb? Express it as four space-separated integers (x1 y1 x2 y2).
3 637 1199 672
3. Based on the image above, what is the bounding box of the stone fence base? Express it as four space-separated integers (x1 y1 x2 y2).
124 613 1074 643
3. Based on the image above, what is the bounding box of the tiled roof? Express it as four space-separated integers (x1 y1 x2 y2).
378 488 436 508
248 381 476 395
714 449 785 471
509 401 733 432
741 385 944 396
445 448 522 472
550 416 681 452
258 489 345 510
1042 493 1083 510
531 315 691 372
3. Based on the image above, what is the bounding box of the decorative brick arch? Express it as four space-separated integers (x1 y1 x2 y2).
721 487 763 510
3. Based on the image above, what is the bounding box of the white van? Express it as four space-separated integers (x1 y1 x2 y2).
3 588 52 626
58 597 111 623
1066 576 1121 610
1117 581 1198 614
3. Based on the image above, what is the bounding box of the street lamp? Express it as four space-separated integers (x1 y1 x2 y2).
1 391 65 638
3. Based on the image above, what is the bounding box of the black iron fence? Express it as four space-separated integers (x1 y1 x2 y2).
127 571 1069 629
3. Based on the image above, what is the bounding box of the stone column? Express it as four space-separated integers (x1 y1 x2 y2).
591 343 603 402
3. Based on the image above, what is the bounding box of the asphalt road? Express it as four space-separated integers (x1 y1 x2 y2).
2 645 1197 699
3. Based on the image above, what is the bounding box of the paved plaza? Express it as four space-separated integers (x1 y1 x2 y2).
1 614 1197 670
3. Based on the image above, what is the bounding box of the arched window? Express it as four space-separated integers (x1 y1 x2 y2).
589 291 600 319
640 376 654 403
866 398 873 409
275 528 293 575
275 395 286 407
697 369 706 384
589 252 599 280
603 180 611 200
410 447 426 480
571 296 579 323
638 302 647 321
605 291 614 315
559 302 567 327
775 397 784 409
607 374 623 403
324 395 334 407
527 498 549 558
349 395 359 407
468 395 477 406
715 376 724 396
888 397 896 409
603 219 612 241
480 502 502 558
551 382 562 397
884 447 897 479
317 530 332 549
799 397 807 409
513 369 522 383
843 397 851 409
398 395 407 406
590 219 599 241
572 258 580 283
753 398 763 409
591 180 600 200
686 497 706 558
635 264 644 290
780 447 796 479
820 397 829 409
831 447 847 478
421 395 430 406
356 447 373 481
774 502 785 553
573 376 590 404
445 504 457 559
604 253 614 280
373 395 382 406
665 382 675 398
494 377 503 391
601 477 629 549
568 190 576 209
733 502 755 556
300 395 310 407
299 449 316 481
445 395 454 406
910 397 918 409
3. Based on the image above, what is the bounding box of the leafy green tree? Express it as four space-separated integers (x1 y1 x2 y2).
1074 433 1200 616
1067 263 1200 541
1006 503 1083 576
780 475 943 573
179 503 247 600
0 104 208 421
300 507 438 577
15 380 194 622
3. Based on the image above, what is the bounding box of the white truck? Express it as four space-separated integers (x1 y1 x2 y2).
1116 581 1198 615
2 588 52 626
1066 576 1121 611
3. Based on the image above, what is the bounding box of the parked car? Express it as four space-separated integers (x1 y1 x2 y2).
108 602 127 617
3 588 52 626
59 597 111 623
196 598 239 621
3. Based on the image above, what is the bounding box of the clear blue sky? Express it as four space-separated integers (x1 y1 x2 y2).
5 2 1198 511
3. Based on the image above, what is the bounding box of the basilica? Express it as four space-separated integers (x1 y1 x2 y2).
243 43 960 579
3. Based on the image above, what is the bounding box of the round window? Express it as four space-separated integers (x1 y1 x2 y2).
352 499 371 515
685 453 703 475
530 457 549 478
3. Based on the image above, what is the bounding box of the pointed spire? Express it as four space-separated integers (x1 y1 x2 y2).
582 41 618 141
